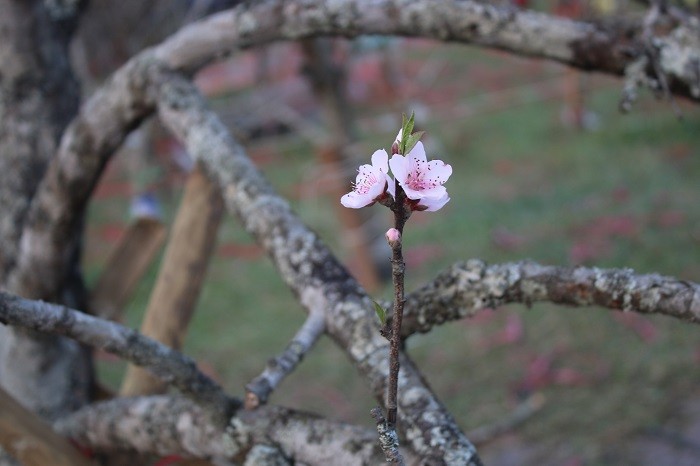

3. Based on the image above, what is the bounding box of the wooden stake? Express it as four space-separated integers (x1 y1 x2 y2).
90 217 166 321
120 165 223 396
0 387 94 466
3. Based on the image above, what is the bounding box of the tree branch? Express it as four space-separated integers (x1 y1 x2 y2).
154 72 482 464
55 396 410 465
245 309 325 409
400 259 700 337
0 291 239 421
14 0 700 305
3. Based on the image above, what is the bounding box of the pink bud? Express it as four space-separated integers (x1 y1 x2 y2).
391 141 400 155
385 228 401 248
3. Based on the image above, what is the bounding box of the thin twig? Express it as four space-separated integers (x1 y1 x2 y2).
0 291 239 422
245 310 325 409
387 181 409 428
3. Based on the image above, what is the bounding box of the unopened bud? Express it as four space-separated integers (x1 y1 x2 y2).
385 228 401 248
391 141 400 155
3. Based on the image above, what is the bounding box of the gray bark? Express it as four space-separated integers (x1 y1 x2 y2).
400 259 700 337
0 291 238 422
1 0 698 463
155 73 482 465
0 0 91 422
55 396 409 465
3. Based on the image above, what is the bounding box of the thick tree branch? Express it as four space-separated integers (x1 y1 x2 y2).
0 291 239 421
400 259 700 337
55 396 409 465
15 0 700 304
154 73 482 465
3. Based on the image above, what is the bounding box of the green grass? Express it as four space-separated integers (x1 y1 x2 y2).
87 45 700 463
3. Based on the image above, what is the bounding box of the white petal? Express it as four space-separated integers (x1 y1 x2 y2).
371 149 389 173
419 193 450 212
407 141 427 163
426 160 452 184
394 128 403 144
341 192 372 209
389 154 408 184
385 174 396 199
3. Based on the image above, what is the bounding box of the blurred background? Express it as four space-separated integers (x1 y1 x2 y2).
76 1 700 464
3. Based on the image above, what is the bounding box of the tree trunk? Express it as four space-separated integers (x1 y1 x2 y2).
0 0 91 422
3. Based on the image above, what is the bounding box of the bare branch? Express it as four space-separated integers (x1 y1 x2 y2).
55 396 408 465
14 0 700 303
154 73 482 465
400 259 700 337
245 310 325 409
0 291 239 421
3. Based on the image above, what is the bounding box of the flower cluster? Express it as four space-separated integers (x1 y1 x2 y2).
341 128 452 212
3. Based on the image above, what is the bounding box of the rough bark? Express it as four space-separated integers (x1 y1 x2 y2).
0 291 238 422
121 165 223 397
0 0 92 423
0 387 94 466
16 0 700 331
55 396 413 465
0 0 82 281
400 259 700 337
2 0 697 462
155 73 482 465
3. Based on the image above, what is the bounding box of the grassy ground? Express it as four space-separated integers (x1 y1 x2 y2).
85 43 700 464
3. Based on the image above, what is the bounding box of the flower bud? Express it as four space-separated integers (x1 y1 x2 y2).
385 228 401 248
391 141 400 155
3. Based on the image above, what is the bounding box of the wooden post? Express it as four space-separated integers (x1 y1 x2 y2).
120 165 223 396
90 217 166 321
0 387 95 466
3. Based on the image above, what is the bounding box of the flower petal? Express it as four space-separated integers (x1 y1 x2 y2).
426 160 452 184
385 174 396 199
419 193 450 212
403 184 446 201
394 128 403 145
407 141 427 163
371 149 389 173
341 192 371 209
389 154 408 184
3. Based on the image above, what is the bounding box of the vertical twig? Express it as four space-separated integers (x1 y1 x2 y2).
386 181 409 428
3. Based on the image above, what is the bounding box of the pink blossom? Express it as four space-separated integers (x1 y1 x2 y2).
389 142 452 210
341 149 393 209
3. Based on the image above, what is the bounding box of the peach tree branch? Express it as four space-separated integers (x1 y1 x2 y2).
13 0 700 301
400 259 700 337
245 309 325 409
55 396 408 465
154 72 482 465
0 291 238 421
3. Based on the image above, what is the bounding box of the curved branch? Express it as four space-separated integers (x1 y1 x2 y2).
154 73 482 464
0 291 239 421
400 259 700 337
13 0 700 299
55 396 409 465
